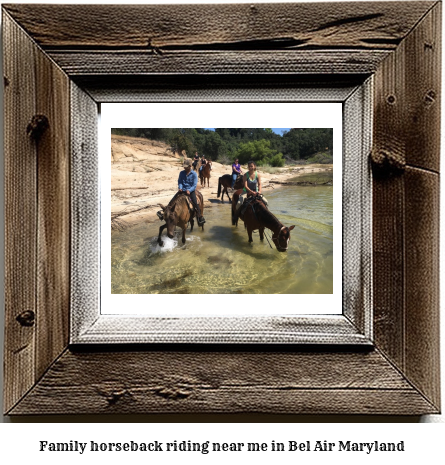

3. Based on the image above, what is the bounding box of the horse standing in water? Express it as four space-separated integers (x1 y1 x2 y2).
217 174 244 202
158 192 204 246
199 161 212 188
232 192 295 252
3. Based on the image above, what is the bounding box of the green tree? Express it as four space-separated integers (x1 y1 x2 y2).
236 139 276 165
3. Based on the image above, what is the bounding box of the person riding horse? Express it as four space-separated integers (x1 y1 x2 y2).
192 151 199 170
157 158 206 225
231 158 243 191
199 155 208 173
243 160 262 198
234 160 267 219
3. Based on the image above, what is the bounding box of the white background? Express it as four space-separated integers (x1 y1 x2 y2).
0 0 444 457
101 102 342 315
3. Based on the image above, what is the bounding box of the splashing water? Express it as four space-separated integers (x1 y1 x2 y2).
149 235 178 254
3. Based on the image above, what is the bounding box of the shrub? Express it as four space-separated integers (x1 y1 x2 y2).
306 152 332 164
269 152 285 167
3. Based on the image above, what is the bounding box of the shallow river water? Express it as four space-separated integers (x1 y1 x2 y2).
111 184 333 295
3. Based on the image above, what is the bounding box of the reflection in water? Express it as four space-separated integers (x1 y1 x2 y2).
111 184 333 294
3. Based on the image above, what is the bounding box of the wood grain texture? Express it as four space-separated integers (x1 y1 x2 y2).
47 50 390 76
35 44 71 380
342 81 372 336
372 174 405 368
2 2 441 416
404 2 441 172
80 75 364 103
372 3 441 411
372 44 406 369
3 12 37 414
3 2 435 50
8 349 437 415
69 83 100 340
404 168 440 408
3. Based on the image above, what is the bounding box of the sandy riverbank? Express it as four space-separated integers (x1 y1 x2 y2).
111 134 333 228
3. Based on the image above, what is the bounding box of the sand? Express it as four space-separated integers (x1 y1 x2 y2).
111 134 333 228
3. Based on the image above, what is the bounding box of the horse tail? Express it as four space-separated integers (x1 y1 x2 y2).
217 177 222 198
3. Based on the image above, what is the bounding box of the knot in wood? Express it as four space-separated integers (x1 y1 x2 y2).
425 90 436 105
16 310 35 327
370 149 405 176
105 390 127 405
27 115 49 140
154 386 191 400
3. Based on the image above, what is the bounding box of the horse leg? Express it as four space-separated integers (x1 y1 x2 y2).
157 223 167 247
247 226 253 243
182 227 186 244
259 227 265 241
232 206 238 226
190 217 194 232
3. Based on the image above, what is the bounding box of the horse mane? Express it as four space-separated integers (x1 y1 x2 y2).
167 194 189 211
253 199 283 233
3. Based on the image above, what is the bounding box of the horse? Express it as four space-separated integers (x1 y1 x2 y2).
231 192 295 252
157 191 204 246
199 161 212 188
217 174 244 202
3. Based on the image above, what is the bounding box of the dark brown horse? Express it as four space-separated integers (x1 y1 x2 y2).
158 192 204 246
217 174 244 202
232 192 295 252
199 161 212 188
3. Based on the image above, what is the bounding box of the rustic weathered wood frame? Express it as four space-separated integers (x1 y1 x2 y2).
3 2 440 415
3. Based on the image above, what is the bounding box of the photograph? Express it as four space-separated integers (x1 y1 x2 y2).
110 128 334 295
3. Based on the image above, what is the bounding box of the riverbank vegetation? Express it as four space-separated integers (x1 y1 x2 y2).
111 128 333 167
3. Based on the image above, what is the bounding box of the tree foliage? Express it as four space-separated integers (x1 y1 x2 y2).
111 127 333 164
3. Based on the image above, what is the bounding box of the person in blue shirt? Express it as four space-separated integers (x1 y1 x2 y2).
157 158 205 225
231 158 243 190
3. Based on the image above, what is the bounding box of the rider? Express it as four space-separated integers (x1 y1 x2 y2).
231 158 243 190
235 160 265 217
157 159 206 225
192 151 199 170
199 154 207 173
243 160 262 197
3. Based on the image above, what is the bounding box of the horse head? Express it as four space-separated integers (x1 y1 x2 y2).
272 225 295 252
160 203 178 239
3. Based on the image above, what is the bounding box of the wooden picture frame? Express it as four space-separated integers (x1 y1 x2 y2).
3 2 440 415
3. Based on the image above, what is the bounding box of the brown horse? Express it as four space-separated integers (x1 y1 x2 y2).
199 161 212 188
232 192 295 252
217 174 244 202
158 192 204 246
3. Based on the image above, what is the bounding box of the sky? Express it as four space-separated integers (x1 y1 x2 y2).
204 128 290 135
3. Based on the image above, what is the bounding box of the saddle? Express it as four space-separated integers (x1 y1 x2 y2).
240 194 267 217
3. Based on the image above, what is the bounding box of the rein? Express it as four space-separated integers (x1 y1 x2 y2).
272 226 288 251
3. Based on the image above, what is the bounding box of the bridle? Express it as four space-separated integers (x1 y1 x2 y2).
272 226 289 251
248 199 289 251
